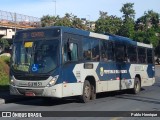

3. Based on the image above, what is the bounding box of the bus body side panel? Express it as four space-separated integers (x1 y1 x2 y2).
97 61 120 92
97 62 134 91
119 63 134 90
129 64 155 87
62 62 100 97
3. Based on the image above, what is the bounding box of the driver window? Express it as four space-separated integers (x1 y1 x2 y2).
64 42 78 62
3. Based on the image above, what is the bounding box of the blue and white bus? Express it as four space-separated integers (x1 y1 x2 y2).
10 26 155 102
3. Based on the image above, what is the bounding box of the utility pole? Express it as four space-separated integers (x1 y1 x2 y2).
53 0 56 17
14 13 17 33
87 15 90 29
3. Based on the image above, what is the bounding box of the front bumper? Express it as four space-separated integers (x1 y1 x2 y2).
10 84 63 98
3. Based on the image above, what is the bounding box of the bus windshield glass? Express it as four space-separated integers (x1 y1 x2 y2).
11 39 59 73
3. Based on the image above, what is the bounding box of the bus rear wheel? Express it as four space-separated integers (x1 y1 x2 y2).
132 77 141 94
81 80 91 103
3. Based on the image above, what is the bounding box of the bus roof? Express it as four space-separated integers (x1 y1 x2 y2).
58 26 153 48
16 26 153 48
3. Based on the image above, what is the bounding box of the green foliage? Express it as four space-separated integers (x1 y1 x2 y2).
135 10 160 31
41 13 86 30
40 3 160 57
119 3 135 39
120 3 135 20
54 17 72 27
134 28 158 47
0 56 10 90
0 39 9 53
95 11 122 34
134 10 160 50
72 17 86 30
41 15 57 27
118 19 135 39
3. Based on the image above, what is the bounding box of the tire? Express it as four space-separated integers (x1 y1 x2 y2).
132 77 141 94
91 84 96 100
80 80 91 103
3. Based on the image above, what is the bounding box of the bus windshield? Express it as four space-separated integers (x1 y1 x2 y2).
11 39 59 74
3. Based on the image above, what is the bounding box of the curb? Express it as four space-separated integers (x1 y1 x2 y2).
0 96 34 105
0 95 38 105
0 98 5 104
0 90 28 105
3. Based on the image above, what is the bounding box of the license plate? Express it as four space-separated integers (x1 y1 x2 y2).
28 82 42 87
25 92 35 96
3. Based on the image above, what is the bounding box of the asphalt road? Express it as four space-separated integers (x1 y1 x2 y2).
0 66 160 120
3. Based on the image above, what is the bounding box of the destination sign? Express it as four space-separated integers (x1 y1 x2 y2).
23 32 44 39
15 28 61 40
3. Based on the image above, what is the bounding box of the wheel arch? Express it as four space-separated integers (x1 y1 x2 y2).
85 76 96 91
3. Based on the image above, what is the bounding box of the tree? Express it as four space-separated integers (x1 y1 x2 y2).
95 11 122 34
118 18 135 38
99 11 108 19
134 10 160 49
72 17 86 30
41 15 58 27
41 13 86 30
119 3 135 39
54 16 72 27
0 39 9 53
134 28 158 46
135 10 160 31
120 3 135 20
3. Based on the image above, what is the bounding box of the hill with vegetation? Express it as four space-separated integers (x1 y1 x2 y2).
0 56 10 90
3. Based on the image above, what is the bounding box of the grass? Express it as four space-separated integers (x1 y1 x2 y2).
0 56 10 91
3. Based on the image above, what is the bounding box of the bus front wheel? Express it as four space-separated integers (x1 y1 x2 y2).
91 84 96 100
81 80 91 103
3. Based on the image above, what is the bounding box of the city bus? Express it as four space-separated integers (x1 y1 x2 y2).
10 26 155 103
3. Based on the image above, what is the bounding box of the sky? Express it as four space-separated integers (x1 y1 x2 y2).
0 0 160 21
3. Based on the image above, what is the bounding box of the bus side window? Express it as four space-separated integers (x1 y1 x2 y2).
91 39 100 61
138 47 146 64
107 42 114 61
115 43 125 62
83 38 91 60
147 49 153 64
100 40 108 61
127 45 137 63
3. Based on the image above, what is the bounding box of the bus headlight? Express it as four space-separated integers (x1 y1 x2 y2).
47 75 59 87
10 78 15 86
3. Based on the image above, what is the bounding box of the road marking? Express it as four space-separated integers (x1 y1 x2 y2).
110 117 123 120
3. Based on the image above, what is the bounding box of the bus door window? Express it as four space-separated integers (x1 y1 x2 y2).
64 39 78 62
69 43 78 61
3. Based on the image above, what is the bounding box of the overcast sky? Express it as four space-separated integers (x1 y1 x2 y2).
0 0 159 21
